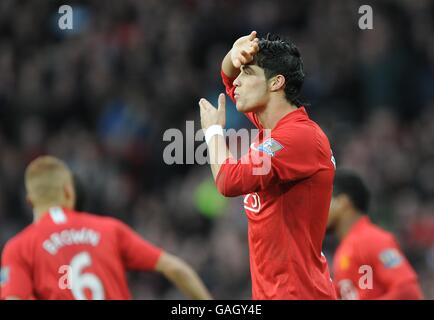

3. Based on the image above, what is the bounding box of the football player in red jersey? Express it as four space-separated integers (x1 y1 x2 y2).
198 32 336 299
0 156 212 300
328 169 423 300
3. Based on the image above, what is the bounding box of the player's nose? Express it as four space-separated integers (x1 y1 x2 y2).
233 75 241 87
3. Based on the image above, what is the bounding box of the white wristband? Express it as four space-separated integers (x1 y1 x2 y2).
205 125 224 145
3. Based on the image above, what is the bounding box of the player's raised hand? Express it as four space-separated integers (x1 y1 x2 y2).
198 93 226 130
231 31 259 69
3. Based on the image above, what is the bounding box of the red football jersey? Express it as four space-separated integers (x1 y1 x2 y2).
0 207 162 300
333 216 423 300
218 70 337 300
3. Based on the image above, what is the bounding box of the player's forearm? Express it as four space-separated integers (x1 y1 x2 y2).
222 50 240 79
208 134 232 181
165 263 212 300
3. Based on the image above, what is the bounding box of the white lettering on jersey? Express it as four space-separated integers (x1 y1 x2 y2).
43 228 101 255
59 252 105 300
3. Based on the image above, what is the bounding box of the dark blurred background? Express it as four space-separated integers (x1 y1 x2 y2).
0 0 433 299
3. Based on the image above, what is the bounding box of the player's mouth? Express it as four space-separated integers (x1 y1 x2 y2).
234 93 240 100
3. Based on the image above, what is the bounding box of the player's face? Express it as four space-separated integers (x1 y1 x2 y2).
233 64 269 113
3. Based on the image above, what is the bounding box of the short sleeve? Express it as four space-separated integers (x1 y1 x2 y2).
369 235 418 288
269 125 320 181
1 239 33 299
115 220 163 271
216 126 320 197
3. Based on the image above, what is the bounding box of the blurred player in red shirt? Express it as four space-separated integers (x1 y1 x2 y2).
198 32 336 299
0 156 212 300
328 169 423 300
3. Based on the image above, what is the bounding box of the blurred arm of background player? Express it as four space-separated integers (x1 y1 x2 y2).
73 174 212 300
155 252 212 300
3 251 212 300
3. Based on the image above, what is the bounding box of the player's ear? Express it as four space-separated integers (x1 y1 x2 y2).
64 183 74 201
269 75 285 92
338 194 353 211
331 194 345 212
26 195 34 208
64 183 76 210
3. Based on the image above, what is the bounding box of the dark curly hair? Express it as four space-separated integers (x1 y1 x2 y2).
253 34 306 107
333 169 371 214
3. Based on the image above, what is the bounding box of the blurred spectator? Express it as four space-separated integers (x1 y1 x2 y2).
0 0 433 299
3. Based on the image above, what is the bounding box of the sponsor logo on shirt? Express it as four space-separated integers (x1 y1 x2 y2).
0 266 9 287
339 255 351 271
379 248 402 268
250 138 283 157
244 193 261 213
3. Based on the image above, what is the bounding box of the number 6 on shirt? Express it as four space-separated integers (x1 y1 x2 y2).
67 251 105 300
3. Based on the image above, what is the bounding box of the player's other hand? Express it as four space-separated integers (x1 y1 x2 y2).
198 93 226 130
231 31 259 69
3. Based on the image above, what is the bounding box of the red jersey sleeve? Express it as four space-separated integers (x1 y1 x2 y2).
368 235 423 299
221 69 262 128
115 220 163 271
1 239 33 299
216 125 320 197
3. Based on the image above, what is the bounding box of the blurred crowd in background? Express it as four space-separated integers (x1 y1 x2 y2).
0 0 433 299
